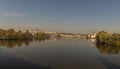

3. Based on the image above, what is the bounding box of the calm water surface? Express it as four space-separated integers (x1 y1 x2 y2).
0 39 120 69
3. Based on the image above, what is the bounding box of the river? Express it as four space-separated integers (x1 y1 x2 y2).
0 38 120 69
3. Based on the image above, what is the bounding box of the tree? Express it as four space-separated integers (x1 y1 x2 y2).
96 31 110 44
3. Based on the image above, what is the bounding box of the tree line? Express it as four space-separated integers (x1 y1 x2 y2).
0 29 50 40
96 31 120 54
96 31 120 46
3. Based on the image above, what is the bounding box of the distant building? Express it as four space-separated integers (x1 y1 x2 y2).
87 32 96 39
90 33 96 39
59 33 81 38
44 31 57 34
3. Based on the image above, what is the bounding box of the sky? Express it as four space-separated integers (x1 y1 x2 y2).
0 0 120 34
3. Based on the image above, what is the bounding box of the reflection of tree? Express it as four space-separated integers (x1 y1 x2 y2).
96 43 120 55
0 39 45 48
95 31 120 55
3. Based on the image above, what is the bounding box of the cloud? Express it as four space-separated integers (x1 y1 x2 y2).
2 13 26 16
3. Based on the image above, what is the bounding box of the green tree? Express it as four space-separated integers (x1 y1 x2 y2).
96 31 110 44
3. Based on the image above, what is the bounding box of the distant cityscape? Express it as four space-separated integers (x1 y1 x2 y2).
0 28 97 40
20 29 96 39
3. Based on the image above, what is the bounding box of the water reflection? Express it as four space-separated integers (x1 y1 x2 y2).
0 39 52 69
88 39 120 55
1 39 120 55
96 43 120 55
0 39 120 69
0 39 46 48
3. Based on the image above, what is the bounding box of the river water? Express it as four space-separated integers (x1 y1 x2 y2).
0 38 120 69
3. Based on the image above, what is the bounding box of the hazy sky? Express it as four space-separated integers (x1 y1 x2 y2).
0 0 120 33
